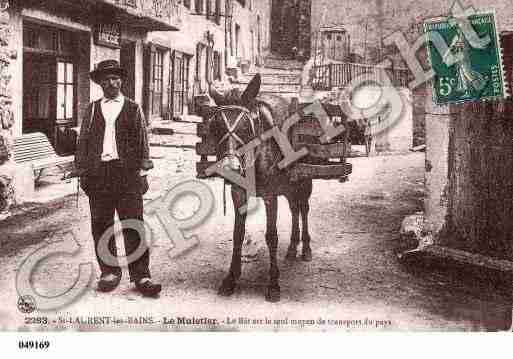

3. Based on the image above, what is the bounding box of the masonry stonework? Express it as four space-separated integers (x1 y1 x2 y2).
0 0 15 215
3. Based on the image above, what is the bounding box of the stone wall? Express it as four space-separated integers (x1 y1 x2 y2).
0 0 16 216
421 7 513 261
444 102 513 260
311 0 513 63
424 86 451 238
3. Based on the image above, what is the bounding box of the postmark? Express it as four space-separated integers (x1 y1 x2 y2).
424 11 508 105
17 295 36 314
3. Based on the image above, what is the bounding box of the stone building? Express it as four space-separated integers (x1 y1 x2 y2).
368 0 513 265
0 0 182 213
290 0 513 262
7 0 181 153
0 0 270 210
148 0 271 121
4 0 270 146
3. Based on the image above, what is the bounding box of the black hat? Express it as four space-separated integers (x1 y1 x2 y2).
90 59 127 84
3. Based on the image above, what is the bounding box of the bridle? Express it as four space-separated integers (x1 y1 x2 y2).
213 105 257 148
210 105 261 215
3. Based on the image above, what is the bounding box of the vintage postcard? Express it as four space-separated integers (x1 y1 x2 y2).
1 1 513 352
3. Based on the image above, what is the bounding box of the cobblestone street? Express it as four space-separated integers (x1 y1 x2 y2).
0 148 510 331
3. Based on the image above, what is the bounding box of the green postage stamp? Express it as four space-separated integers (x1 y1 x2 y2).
424 11 508 105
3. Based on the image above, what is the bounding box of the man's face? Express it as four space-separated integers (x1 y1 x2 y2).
100 74 122 99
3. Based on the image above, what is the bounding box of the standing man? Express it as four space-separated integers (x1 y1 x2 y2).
75 59 161 297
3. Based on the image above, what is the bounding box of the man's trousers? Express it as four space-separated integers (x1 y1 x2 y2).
87 161 151 282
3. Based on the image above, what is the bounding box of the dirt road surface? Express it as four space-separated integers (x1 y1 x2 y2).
0 149 510 331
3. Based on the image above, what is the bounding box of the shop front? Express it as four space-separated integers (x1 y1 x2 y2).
22 21 86 155
10 0 180 155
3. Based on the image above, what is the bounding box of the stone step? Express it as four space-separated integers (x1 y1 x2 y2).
150 133 199 149
150 119 198 136
259 91 300 99
239 72 301 84
232 82 301 94
251 66 303 75
263 57 304 71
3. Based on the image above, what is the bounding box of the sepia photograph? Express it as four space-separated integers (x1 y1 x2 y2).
1 0 513 347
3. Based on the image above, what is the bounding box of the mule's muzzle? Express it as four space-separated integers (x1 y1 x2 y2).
221 155 242 173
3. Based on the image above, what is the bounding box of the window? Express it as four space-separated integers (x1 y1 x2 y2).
206 0 212 18
183 0 191 9
23 24 75 56
216 0 221 24
257 15 261 60
151 50 164 116
56 61 75 121
195 43 206 92
205 46 213 84
208 0 221 24
195 0 204 13
213 51 221 81
169 51 190 116
236 0 245 7
235 23 241 58
250 29 255 63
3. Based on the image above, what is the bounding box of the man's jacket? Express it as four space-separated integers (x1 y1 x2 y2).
75 98 153 195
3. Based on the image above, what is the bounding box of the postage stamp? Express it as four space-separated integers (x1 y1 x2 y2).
424 11 508 105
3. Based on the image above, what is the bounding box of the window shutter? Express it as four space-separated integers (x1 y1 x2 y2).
143 44 156 118
195 0 203 14
215 0 221 25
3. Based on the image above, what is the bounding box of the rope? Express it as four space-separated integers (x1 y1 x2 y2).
223 179 227 216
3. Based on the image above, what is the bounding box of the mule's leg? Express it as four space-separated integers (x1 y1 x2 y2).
285 195 300 261
300 181 313 262
218 188 247 296
264 196 280 302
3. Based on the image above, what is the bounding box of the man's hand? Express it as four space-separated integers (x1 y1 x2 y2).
139 169 150 177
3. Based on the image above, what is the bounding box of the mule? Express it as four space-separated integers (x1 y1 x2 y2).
208 74 313 302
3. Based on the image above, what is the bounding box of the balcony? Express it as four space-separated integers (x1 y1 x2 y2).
23 0 182 31
97 0 182 31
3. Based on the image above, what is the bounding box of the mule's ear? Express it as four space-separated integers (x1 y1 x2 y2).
241 73 261 104
209 83 224 106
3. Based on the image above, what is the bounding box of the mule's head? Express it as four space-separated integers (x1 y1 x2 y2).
208 74 261 173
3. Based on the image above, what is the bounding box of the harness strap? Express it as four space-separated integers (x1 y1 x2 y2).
218 111 247 146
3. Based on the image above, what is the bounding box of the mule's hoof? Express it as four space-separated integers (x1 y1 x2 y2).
218 278 236 297
265 285 281 303
285 249 297 261
301 249 312 262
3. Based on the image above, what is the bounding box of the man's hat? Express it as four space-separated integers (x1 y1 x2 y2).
90 59 127 84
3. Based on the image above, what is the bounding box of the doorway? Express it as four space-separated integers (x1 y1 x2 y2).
271 0 299 57
169 51 190 118
23 21 79 155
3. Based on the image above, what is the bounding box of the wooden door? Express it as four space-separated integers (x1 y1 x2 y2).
23 54 56 140
170 51 185 117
